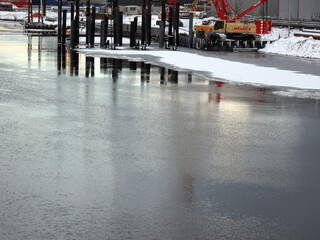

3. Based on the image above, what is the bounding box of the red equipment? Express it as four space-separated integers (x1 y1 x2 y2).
212 0 269 22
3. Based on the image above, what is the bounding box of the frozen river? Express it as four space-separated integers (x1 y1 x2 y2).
1 33 320 240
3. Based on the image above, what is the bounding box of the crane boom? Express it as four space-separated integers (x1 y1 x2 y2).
211 0 268 22
229 0 268 22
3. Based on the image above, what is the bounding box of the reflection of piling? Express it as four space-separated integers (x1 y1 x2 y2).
100 58 108 73
58 45 61 75
188 72 192 83
130 61 137 71
70 51 79 76
170 70 178 83
141 62 150 82
85 56 95 77
160 67 165 84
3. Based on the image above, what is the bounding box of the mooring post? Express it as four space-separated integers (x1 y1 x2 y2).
144 10 149 47
168 7 173 46
119 11 123 46
159 0 165 48
175 3 180 47
141 0 146 45
27 0 31 23
101 20 106 48
130 21 134 48
43 0 46 17
71 3 74 26
188 13 193 48
58 0 62 45
62 10 67 47
86 0 91 45
75 0 80 46
71 20 76 48
90 6 96 48
147 0 151 45
112 0 118 46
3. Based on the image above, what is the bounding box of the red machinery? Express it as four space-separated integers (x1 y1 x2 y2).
195 0 272 39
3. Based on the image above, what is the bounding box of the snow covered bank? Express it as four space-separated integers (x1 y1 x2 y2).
260 27 320 59
80 48 320 93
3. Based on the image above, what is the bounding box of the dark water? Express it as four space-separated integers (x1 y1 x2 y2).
1 34 320 240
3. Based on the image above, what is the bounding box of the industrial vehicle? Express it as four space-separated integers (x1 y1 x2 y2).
194 0 272 40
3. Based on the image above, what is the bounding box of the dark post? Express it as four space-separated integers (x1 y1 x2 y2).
38 0 41 22
141 0 146 45
112 0 118 46
147 0 151 45
130 17 138 48
71 3 74 26
100 21 106 48
43 0 46 16
86 0 90 45
175 3 180 47
90 6 96 48
168 7 173 46
71 20 76 48
159 0 166 48
188 13 193 48
119 11 123 46
58 0 62 45
75 0 80 46
27 0 31 23
62 10 67 47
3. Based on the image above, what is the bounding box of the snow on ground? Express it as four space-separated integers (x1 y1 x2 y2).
260 27 320 59
80 47 320 92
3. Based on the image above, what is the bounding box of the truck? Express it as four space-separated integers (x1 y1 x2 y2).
194 0 272 40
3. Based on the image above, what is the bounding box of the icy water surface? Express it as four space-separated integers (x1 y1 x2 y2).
1 35 320 240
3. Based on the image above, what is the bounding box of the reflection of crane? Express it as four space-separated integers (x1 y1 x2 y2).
194 0 272 40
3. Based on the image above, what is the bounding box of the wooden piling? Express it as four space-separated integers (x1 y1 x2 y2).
86 0 90 45
90 6 96 48
62 10 67 47
188 13 193 48
57 0 62 45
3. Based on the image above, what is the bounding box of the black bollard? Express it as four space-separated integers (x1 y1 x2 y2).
141 0 146 45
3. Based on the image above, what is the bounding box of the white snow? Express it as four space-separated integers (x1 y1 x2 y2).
260 27 320 59
80 47 320 92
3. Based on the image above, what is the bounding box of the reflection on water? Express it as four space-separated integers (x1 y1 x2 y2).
2 34 320 240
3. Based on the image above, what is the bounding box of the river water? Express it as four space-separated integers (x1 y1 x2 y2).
1 32 320 240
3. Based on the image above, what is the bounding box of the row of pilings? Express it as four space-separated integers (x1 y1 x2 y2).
56 0 268 55
57 0 183 51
